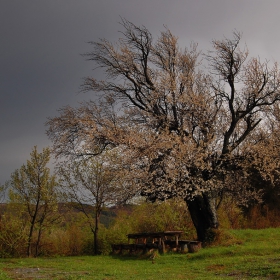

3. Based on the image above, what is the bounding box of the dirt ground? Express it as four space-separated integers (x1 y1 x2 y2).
5 267 91 279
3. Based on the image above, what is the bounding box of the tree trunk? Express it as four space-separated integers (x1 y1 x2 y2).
185 192 219 243
35 224 43 257
27 222 35 257
94 211 100 255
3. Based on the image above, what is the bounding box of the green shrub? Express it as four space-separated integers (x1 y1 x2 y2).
0 213 28 257
94 199 197 255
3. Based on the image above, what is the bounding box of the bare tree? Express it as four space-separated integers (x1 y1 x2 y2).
59 149 129 254
47 20 280 242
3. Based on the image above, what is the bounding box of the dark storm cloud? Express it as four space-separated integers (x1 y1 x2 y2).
1 0 280 185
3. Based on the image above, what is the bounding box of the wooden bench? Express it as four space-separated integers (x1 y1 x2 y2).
179 240 202 253
111 243 132 254
111 243 159 254
111 240 201 254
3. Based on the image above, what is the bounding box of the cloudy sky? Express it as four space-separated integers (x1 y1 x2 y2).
1 0 280 184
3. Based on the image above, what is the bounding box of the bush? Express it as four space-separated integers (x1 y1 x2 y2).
244 205 280 229
0 213 28 257
94 199 197 255
217 198 245 229
127 199 196 239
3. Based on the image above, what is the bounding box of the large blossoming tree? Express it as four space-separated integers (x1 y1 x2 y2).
47 20 280 241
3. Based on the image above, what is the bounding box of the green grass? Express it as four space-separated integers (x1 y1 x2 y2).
1 228 280 279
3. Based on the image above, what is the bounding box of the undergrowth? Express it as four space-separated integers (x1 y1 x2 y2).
1 228 280 280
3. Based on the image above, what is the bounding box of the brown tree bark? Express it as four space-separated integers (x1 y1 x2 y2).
186 193 219 242
27 222 35 257
93 207 101 255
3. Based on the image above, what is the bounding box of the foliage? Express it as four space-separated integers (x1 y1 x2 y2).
216 197 245 229
0 183 8 203
125 199 194 235
58 150 130 254
0 210 28 257
7 146 60 257
1 196 280 257
47 20 280 241
41 223 92 257
96 199 196 254
243 205 280 229
1 228 280 280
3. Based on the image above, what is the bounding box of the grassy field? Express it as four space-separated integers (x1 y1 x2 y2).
0 228 280 279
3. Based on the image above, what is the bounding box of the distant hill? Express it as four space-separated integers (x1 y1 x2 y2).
0 202 133 228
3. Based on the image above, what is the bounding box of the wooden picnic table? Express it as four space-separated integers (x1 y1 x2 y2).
111 231 201 254
127 231 183 253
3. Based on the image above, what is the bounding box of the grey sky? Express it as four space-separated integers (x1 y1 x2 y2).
1 0 280 184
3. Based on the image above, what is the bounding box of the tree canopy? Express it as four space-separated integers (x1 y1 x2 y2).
59 149 131 254
47 20 280 241
8 146 59 256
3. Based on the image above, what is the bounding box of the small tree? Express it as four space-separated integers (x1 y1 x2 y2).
9 146 59 257
59 150 129 255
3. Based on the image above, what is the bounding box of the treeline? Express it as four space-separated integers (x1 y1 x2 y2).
1 146 280 257
1 198 280 258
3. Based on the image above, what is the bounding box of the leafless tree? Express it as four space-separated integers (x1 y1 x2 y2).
59 149 131 254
